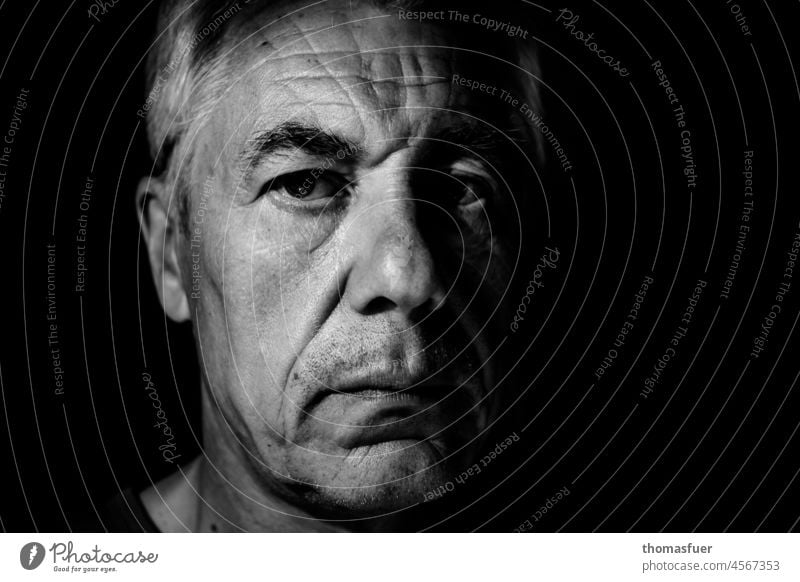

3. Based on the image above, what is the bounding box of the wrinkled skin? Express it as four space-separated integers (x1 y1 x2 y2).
139 0 527 531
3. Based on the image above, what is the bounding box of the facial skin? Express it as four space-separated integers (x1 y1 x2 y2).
139 0 528 531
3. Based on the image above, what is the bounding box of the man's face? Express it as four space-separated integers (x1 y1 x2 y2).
179 1 525 517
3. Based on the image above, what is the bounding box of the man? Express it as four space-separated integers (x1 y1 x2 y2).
132 0 543 531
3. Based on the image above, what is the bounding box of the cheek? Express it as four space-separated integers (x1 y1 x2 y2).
250 203 344 323
211 207 313 326
200 211 336 393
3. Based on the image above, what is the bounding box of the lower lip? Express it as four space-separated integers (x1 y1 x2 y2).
339 388 434 401
314 389 450 448
345 438 428 456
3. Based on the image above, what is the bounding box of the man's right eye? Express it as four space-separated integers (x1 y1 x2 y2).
260 170 348 202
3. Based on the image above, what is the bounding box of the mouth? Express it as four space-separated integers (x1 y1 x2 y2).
305 376 482 451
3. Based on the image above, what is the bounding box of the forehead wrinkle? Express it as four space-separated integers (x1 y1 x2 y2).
220 15 475 166
258 49 448 64
239 8 457 85
257 73 452 107
231 10 461 109
243 73 452 166
284 11 360 70
286 74 451 104
254 50 457 81
298 19 418 133
273 61 448 142
262 18 384 129
264 12 394 52
232 2 392 57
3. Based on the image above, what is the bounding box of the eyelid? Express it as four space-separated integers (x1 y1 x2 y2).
258 169 350 204
451 159 495 179
450 162 497 199
244 149 350 187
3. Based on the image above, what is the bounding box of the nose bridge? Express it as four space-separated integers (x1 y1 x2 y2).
383 198 418 262
380 200 427 280
346 191 444 315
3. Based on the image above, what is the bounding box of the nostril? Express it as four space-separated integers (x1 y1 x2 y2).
362 294 444 319
362 296 396 316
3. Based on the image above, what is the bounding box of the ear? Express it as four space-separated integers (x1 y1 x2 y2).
137 176 191 322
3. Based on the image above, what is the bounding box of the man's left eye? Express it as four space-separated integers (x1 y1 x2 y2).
450 174 493 207
262 170 347 202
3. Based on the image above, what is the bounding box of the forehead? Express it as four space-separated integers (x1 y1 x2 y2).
203 2 508 157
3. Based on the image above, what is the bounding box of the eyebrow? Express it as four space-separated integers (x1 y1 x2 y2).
237 118 525 184
239 121 362 179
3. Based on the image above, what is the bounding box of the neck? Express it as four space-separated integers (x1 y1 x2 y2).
198 458 344 532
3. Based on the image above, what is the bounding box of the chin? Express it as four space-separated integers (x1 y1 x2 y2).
288 438 470 518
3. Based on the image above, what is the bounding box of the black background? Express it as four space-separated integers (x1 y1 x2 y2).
1 0 799 532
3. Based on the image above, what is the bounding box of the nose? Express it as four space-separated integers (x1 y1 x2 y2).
344 198 446 318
